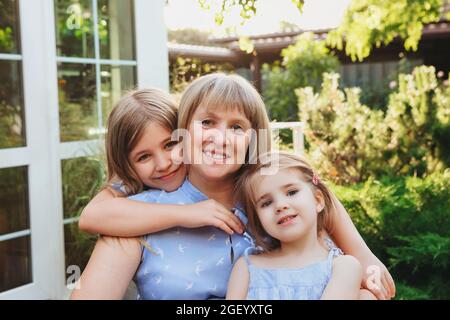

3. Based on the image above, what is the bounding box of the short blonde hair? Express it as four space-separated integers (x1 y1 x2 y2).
178 73 272 166
237 152 337 251
105 88 178 195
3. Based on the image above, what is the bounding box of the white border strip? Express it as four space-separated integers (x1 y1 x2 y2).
0 283 48 300
0 53 22 61
59 139 103 160
63 217 79 225
56 56 137 66
0 229 31 242
0 147 29 168
270 121 304 129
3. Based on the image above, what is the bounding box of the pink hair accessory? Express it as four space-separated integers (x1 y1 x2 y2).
312 174 320 186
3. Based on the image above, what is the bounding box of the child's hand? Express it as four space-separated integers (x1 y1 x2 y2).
180 199 245 235
360 254 396 300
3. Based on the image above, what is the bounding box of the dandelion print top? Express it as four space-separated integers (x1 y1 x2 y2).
244 238 343 300
129 178 254 300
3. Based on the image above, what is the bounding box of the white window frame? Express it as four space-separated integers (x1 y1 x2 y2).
0 0 168 300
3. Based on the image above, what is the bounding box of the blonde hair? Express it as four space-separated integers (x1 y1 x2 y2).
105 88 178 195
237 152 337 252
177 73 272 168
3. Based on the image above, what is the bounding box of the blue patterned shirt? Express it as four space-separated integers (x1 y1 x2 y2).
129 178 254 300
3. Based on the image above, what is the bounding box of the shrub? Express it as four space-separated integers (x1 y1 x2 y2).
297 66 450 184
331 170 450 299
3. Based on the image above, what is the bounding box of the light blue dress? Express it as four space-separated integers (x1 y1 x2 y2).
244 239 343 300
127 178 255 300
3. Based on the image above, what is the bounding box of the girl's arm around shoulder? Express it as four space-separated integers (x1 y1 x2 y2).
79 188 245 237
226 257 249 300
78 188 182 236
321 255 362 300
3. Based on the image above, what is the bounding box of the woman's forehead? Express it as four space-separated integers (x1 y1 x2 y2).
193 103 251 123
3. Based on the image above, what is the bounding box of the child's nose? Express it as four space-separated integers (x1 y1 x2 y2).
155 153 171 171
275 205 288 214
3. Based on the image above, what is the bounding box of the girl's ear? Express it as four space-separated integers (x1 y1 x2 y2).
314 190 325 213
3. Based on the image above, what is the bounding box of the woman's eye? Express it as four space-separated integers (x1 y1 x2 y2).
261 200 272 208
287 189 298 196
138 154 150 162
201 119 213 126
231 124 244 132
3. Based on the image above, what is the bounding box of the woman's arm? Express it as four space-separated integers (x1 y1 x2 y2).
79 189 245 237
70 236 141 299
321 255 362 300
226 257 249 300
329 197 395 299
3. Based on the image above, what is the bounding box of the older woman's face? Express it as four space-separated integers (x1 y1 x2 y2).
184 104 252 181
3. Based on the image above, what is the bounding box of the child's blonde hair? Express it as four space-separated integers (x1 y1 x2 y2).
105 88 178 195
177 73 272 168
237 152 337 251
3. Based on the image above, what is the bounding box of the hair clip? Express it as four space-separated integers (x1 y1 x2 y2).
312 174 320 186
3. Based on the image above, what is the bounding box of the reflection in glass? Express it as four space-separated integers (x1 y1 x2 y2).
101 65 136 126
0 166 29 236
0 167 30 235
98 0 135 60
54 0 95 58
0 60 25 148
62 156 104 279
0 0 20 54
0 236 32 293
58 63 97 141
61 157 105 220
64 222 96 281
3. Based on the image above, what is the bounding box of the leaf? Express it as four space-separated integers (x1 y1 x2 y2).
238 36 254 53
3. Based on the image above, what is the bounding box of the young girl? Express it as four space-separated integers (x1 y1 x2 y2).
74 73 395 300
227 152 363 300
77 88 244 237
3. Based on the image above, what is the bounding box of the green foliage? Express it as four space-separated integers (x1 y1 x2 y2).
394 282 431 299
0 26 13 52
327 0 446 61
349 57 420 111
296 72 389 183
61 155 106 273
332 170 450 299
297 66 450 184
168 28 214 46
263 32 340 123
198 0 304 26
385 65 450 175
0 102 24 148
170 57 234 94
0 0 18 53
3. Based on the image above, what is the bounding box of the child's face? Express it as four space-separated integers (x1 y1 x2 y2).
252 168 325 244
185 104 252 181
128 122 186 192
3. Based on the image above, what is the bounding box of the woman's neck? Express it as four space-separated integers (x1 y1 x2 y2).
188 169 236 209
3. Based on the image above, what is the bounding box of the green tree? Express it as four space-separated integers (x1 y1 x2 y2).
263 32 340 123
198 0 304 26
327 0 449 61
